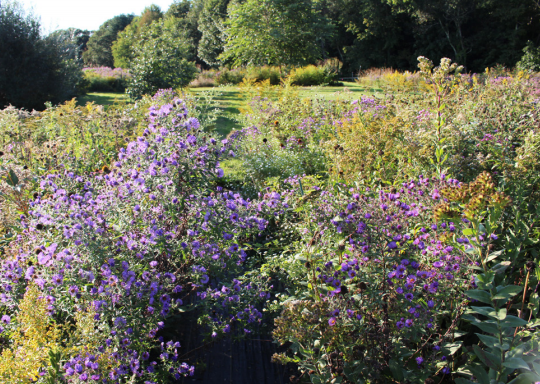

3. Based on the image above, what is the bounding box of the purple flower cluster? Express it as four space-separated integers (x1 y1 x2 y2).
83 67 131 79
284 174 474 332
0 90 261 381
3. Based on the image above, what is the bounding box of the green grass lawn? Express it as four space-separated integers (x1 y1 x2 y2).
77 82 379 137
188 81 378 136
76 92 130 107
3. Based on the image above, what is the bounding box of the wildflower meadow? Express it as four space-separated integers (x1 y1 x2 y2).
1 56 540 384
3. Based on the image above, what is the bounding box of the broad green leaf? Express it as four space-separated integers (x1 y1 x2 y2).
495 308 507 320
500 315 527 328
502 357 530 371
388 359 404 381
492 261 511 274
476 333 505 350
476 272 495 284
463 228 475 236
466 289 492 304
473 345 500 370
486 250 504 262
470 306 497 318
508 372 540 384
442 341 462 355
469 364 490 384
7 169 19 186
492 286 522 301
467 317 500 334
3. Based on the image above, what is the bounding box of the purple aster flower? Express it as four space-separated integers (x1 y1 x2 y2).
405 293 414 301
328 317 336 326
416 357 424 365
433 261 444 268
68 285 79 297
387 241 397 249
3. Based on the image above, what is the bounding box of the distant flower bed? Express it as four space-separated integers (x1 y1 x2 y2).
83 67 131 79
81 67 131 93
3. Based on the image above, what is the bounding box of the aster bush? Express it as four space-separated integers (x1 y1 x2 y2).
0 91 271 382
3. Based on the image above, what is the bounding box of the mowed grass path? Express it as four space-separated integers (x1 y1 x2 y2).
76 92 129 107
77 82 378 137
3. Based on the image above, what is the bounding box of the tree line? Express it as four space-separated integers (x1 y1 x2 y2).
81 0 540 73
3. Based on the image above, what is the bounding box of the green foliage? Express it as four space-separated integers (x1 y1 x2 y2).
221 0 333 67
517 41 540 73
126 19 198 99
83 13 134 67
287 61 341 86
112 3 198 70
82 72 128 93
48 28 90 62
0 1 84 110
197 0 230 67
111 22 139 69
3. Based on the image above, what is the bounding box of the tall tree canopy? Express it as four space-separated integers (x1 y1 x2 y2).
0 1 83 110
197 0 230 67
83 14 134 67
221 0 333 66
112 3 200 69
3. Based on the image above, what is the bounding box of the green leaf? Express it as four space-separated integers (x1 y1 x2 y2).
476 271 495 284
476 333 505 350
495 308 507 320
500 315 527 328
508 372 540 384
469 364 490 384
463 228 475 236
486 250 504 262
442 341 462 355
466 289 492 304
492 286 522 301
492 261 511 274
470 306 496 317
477 322 501 334
464 315 500 334
388 359 404 381
6 169 19 186
473 345 500 370
502 357 530 371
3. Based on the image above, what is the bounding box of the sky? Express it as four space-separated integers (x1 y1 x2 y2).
16 0 176 34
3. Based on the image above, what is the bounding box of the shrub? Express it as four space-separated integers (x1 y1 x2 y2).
244 66 284 85
517 41 540 72
0 91 265 381
287 64 337 86
126 19 197 99
215 67 247 85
